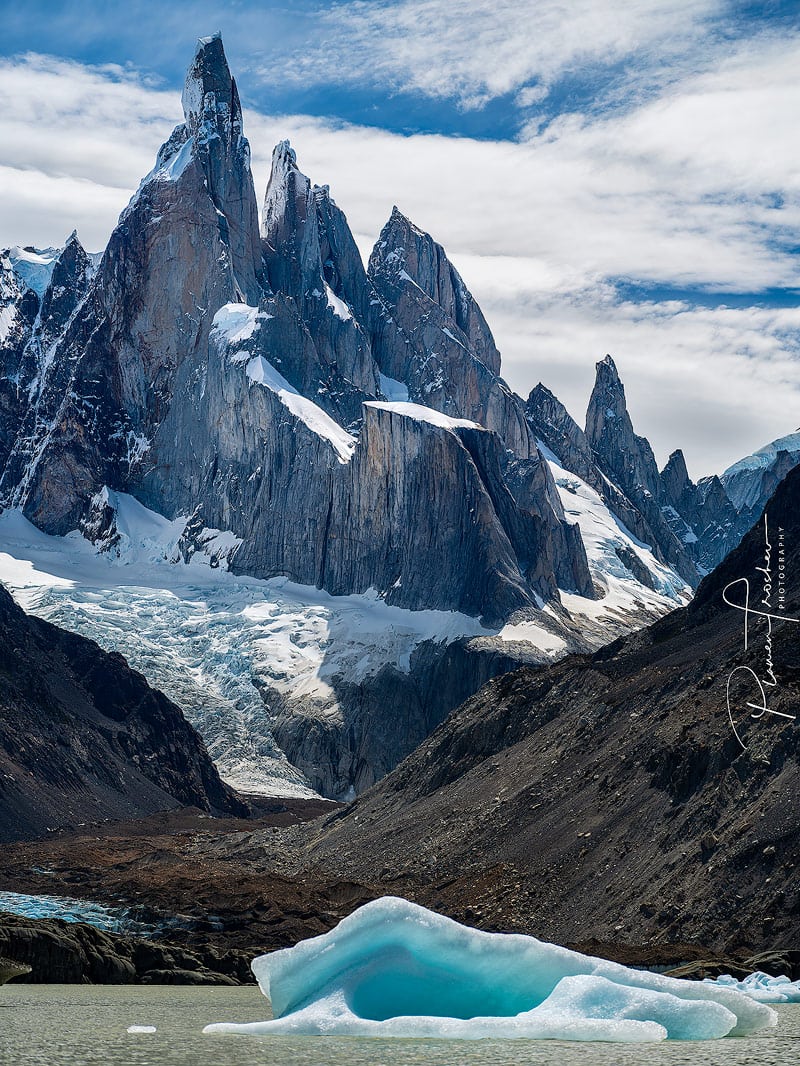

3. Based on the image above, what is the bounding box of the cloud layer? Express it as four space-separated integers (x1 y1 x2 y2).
271 0 725 109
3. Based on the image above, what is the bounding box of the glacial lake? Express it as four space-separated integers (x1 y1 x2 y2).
1 985 799 1066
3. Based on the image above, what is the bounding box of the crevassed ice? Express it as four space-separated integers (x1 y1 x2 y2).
0 507 494 797
203 897 776 1042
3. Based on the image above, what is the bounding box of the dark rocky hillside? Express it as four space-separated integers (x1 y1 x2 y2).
304 467 800 953
0 584 246 841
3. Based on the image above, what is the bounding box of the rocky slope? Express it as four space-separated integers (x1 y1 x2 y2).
0 582 246 841
301 466 800 952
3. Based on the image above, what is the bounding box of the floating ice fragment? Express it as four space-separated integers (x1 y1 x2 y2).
126 1025 157 1034
703 971 800 1003
203 897 776 1042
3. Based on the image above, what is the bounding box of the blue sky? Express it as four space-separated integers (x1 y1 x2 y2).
0 0 798 475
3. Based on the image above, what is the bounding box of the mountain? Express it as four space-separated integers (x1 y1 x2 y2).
527 356 799 582
0 35 701 801
0 582 246 843
0 35 796 806
304 465 800 951
720 430 800 513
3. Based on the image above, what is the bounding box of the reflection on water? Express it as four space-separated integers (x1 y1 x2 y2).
0 985 798 1066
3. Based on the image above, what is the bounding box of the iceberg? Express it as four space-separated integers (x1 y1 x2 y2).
203 897 777 1042
703 971 800 1003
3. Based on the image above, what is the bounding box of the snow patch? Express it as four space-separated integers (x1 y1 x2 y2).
0 302 17 344
213 304 355 464
324 282 352 321
543 453 689 624
243 356 356 464
212 302 267 345
441 326 466 349
365 401 482 432
497 621 567 652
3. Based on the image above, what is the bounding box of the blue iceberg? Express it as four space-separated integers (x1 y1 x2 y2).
204 897 776 1042
703 971 800 1003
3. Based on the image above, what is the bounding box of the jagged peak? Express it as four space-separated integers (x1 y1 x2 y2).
370 208 446 280
197 30 222 49
385 205 425 238
262 139 313 239
597 353 620 377
662 448 689 476
272 138 298 170
528 382 556 403
589 354 627 410
585 354 631 439
181 32 241 142
57 230 89 266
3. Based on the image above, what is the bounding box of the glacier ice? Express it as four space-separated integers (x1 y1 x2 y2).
203 897 776 1042
0 466 688 800
704 971 800 1003
0 891 152 936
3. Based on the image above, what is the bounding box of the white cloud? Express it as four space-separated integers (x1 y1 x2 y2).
267 0 725 109
471 276 800 479
0 37 798 478
0 54 176 248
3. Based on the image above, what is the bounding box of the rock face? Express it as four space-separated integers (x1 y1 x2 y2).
0 582 245 842
307 466 800 952
0 913 249 985
583 355 698 583
0 36 591 628
368 208 534 458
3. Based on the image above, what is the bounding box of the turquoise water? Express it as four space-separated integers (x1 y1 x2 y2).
0 985 798 1065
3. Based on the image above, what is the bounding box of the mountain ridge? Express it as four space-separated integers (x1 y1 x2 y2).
0 33 797 801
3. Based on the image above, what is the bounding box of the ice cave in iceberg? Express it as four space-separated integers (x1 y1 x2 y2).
204 897 777 1042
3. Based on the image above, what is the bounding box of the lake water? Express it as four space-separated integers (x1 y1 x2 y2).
1 985 799 1066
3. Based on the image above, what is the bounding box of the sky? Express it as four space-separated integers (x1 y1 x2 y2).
0 0 798 478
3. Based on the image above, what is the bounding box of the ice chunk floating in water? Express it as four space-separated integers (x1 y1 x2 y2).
204 897 776 1042
703 971 800 1003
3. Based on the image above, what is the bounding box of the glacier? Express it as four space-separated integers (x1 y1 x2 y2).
203 897 776 1042
0 891 153 937
0 467 685 798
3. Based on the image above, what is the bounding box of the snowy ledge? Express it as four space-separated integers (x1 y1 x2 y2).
212 303 356 465
364 400 482 432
